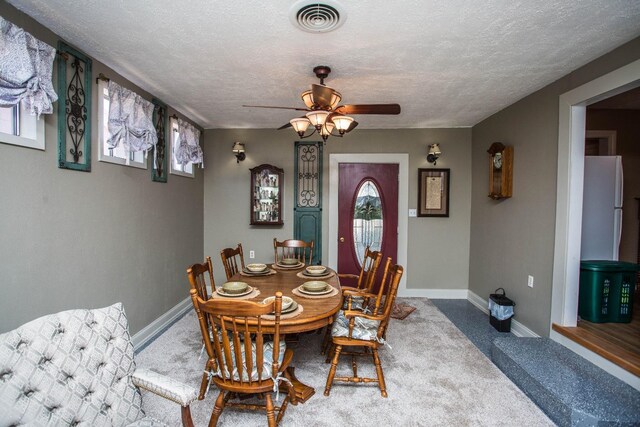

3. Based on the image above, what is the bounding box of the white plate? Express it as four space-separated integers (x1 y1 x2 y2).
296 284 333 296
243 267 270 275
216 286 253 297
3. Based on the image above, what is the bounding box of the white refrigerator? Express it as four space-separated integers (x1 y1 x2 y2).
580 156 623 261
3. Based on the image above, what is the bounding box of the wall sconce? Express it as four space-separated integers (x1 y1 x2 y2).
427 143 441 165
232 142 246 163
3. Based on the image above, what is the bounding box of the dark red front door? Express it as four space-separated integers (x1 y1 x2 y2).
338 163 398 291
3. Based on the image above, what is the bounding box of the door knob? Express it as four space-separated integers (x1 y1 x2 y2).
339 237 345 243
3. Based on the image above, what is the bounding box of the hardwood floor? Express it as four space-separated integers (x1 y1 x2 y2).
552 290 640 377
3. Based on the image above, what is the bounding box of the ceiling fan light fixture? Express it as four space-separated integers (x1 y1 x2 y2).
320 121 335 141
290 117 311 136
301 90 314 109
305 110 329 129
329 91 342 109
331 115 353 134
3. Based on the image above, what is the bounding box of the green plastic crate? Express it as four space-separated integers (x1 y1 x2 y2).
578 261 639 323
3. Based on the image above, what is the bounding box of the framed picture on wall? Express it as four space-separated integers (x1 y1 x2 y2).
418 168 450 217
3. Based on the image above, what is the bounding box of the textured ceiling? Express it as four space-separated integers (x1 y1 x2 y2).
7 0 640 129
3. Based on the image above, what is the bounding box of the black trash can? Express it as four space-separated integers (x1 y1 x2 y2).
488 288 515 332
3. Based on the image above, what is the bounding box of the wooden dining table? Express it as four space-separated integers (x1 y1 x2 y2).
228 265 342 334
227 264 342 402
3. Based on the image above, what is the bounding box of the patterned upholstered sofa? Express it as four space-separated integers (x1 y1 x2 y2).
0 303 197 426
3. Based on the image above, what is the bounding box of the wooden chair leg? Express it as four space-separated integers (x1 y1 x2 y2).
325 342 335 363
199 368 210 400
208 390 225 427
276 394 290 425
351 354 358 378
324 344 342 396
181 405 195 427
320 326 331 354
265 393 276 427
372 348 388 398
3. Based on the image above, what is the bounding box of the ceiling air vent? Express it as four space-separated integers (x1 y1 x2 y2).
290 1 346 33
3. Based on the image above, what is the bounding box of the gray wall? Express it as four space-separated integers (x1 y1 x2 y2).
0 3 204 334
469 37 640 336
203 128 472 291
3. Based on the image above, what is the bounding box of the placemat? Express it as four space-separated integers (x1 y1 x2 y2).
296 270 335 280
262 304 304 320
240 268 277 277
211 288 261 300
292 285 339 299
271 263 305 271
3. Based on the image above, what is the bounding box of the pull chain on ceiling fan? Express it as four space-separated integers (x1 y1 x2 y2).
243 65 401 142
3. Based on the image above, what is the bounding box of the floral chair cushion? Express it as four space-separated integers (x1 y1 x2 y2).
331 310 381 341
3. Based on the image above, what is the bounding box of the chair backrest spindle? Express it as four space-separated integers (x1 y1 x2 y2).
220 243 246 280
273 238 314 265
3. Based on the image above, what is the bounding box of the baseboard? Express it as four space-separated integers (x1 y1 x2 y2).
467 289 489 314
467 290 539 338
132 297 192 352
399 288 469 299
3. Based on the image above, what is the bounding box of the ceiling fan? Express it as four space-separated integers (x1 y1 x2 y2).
243 65 401 142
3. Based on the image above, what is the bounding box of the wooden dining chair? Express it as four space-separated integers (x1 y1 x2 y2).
321 246 383 354
220 243 245 280
186 256 216 300
339 245 383 292
186 256 218 399
324 258 404 398
189 289 295 427
273 238 314 265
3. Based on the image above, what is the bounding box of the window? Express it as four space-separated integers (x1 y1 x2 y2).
0 103 45 150
353 180 383 267
97 80 147 169
169 116 194 178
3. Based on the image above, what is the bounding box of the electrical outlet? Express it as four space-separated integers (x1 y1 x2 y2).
409 209 417 217
249 250 255 259
527 275 534 288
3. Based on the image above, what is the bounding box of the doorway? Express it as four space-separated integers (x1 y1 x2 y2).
551 58 640 387
328 153 409 293
338 163 399 291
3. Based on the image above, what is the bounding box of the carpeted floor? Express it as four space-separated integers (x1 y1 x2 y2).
136 298 553 426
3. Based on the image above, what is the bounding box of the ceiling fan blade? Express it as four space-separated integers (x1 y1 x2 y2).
277 122 293 130
242 104 309 112
311 84 335 109
335 104 401 115
346 120 359 132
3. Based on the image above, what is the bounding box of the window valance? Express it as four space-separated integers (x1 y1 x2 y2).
0 16 58 117
175 118 203 167
107 80 157 154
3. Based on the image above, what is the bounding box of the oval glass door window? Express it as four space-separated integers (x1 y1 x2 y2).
352 180 383 267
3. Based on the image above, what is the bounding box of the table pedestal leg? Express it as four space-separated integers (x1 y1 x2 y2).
284 366 315 404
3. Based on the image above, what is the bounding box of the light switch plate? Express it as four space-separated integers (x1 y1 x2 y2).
409 209 417 217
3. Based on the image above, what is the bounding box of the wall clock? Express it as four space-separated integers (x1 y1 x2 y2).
487 142 513 200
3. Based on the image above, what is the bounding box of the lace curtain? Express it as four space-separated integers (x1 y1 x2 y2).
107 80 157 154
0 16 58 117
175 118 203 167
